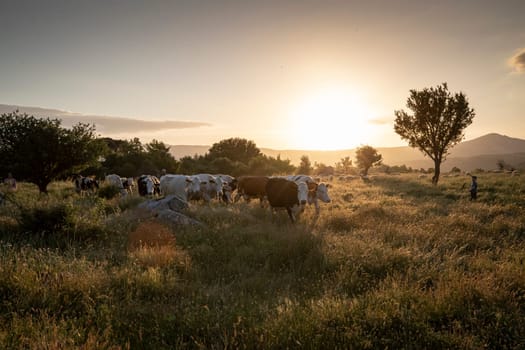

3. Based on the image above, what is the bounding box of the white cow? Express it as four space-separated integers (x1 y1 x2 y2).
286 175 331 215
215 174 237 203
160 174 200 202
189 174 224 203
105 174 128 196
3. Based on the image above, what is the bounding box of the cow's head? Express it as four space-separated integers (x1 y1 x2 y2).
297 181 309 207
221 183 233 203
229 178 237 192
316 183 331 203
143 176 155 195
92 179 100 190
211 177 224 199
185 176 201 194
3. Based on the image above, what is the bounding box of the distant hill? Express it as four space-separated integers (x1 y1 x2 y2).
169 133 525 172
168 145 210 159
451 133 525 157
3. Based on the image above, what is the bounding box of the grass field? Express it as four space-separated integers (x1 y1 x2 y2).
0 173 524 349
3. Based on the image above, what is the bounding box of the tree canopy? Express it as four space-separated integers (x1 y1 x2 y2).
178 139 294 176
207 138 261 164
297 155 313 175
0 111 106 193
98 138 179 177
394 83 475 184
355 145 382 176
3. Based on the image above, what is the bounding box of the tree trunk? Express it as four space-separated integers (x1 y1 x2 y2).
37 180 49 194
432 160 441 185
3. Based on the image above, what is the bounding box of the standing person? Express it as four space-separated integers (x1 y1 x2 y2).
469 175 477 201
4 172 17 191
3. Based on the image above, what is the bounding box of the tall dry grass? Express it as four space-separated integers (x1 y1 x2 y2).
0 173 523 348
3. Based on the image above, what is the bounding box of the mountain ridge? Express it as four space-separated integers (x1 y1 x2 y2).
169 133 525 171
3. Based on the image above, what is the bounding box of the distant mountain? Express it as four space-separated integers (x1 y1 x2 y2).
451 133 525 157
169 133 525 171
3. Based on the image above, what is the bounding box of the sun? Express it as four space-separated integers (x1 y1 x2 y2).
288 86 376 150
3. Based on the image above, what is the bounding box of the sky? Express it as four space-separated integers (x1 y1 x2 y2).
1 0 524 150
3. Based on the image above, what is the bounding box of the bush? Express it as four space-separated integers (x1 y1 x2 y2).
97 185 122 199
15 198 110 248
18 203 73 239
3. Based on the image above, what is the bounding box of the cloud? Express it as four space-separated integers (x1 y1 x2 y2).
60 115 210 134
0 104 211 134
368 116 392 125
509 48 525 73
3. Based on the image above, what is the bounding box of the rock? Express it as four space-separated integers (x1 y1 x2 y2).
136 195 204 228
156 209 204 228
137 195 189 212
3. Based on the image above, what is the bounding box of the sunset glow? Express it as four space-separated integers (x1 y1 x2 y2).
1 1 524 150
288 86 377 150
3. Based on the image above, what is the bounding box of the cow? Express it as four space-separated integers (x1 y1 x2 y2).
187 174 224 203
137 175 161 197
160 174 201 202
151 175 161 195
215 174 237 203
105 174 128 196
74 175 99 195
285 175 331 215
234 176 269 205
265 178 309 223
121 177 135 195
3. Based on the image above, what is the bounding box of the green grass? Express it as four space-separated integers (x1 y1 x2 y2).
0 173 524 349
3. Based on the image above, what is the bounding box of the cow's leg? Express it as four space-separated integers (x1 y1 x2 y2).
314 199 321 215
286 207 296 223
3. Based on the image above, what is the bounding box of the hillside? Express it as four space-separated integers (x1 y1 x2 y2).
169 133 525 171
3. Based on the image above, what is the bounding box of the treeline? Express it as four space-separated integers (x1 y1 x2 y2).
90 137 296 178
0 110 412 193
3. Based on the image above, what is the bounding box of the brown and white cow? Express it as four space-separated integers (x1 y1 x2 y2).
234 176 269 205
121 177 135 195
265 177 309 223
137 175 161 197
286 175 331 215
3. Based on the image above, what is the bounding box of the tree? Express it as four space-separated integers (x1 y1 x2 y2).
207 137 261 164
247 154 295 176
145 139 179 174
336 156 353 174
0 111 105 193
394 83 475 184
313 162 334 176
100 138 146 177
297 155 312 175
177 155 209 175
355 145 382 176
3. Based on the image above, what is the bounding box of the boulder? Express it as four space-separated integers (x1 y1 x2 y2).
136 195 204 228
137 195 189 212
156 209 204 228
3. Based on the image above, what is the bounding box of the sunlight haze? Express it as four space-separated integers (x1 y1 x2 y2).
1 0 524 150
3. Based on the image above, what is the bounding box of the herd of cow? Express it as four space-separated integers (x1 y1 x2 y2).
74 173 331 222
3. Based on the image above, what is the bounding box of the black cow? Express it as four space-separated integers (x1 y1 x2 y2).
265 178 308 223
74 175 99 195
